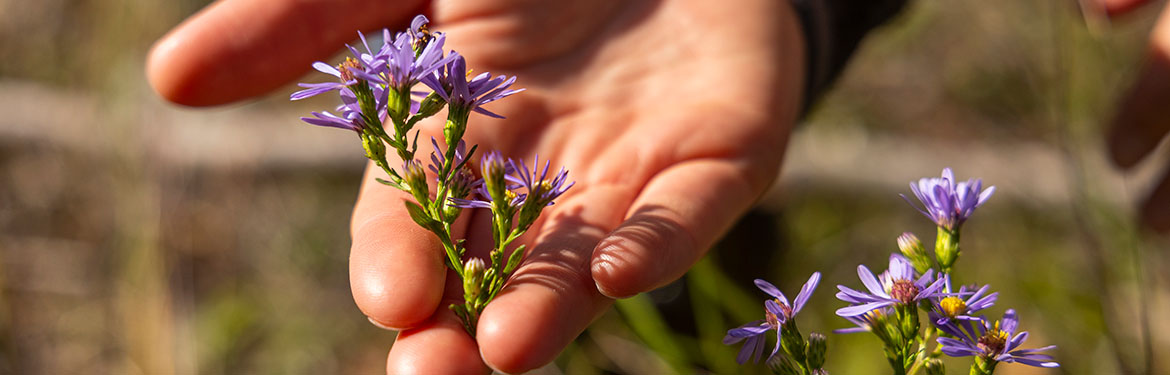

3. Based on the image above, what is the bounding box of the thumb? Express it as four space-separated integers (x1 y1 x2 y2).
147 0 428 106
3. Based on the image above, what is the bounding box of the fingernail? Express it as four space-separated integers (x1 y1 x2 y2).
594 280 624 299
367 316 397 331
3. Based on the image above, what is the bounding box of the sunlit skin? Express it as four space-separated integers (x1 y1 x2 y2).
149 0 803 373
147 0 1169 373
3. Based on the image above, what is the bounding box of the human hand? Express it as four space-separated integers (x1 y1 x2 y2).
147 0 806 372
1097 0 1170 232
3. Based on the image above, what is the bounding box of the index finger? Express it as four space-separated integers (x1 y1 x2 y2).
147 0 427 106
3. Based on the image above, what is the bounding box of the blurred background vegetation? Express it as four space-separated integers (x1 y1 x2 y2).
1 0 1167 374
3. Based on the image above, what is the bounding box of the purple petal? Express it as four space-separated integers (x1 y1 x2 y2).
835 286 877 304
754 279 788 305
977 186 996 206
1010 357 1060 368
793 272 820 314
833 327 870 334
836 301 893 317
917 276 947 300
765 300 784 323
858 265 887 297
472 106 506 119
1002 309 1019 334
1010 345 1057 355
312 62 341 77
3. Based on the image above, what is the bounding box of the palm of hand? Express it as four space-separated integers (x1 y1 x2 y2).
150 0 804 372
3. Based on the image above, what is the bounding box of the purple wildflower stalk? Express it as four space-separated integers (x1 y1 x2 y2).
292 15 546 337
724 272 821 365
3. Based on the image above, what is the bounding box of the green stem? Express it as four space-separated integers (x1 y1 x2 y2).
935 227 961 274
969 357 997 375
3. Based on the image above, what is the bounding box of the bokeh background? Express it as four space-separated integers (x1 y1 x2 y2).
1 0 1168 374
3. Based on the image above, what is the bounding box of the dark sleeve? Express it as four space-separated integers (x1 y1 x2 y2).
791 0 910 113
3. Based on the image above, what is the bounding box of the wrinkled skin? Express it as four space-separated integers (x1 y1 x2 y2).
149 0 804 372
147 0 1170 372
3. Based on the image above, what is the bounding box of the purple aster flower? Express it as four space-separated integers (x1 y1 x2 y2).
386 28 457 90
835 254 947 317
421 55 524 118
901 168 995 231
929 278 997 325
428 138 468 178
449 151 523 210
936 309 1059 368
291 26 394 101
290 59 361 101
512 155 573 209
724 272 821 364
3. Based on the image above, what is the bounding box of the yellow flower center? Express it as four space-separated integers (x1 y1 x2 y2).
940 296 967 318
337 57 361 82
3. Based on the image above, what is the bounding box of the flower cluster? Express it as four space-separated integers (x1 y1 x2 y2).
833 168 1054 375
726 168 1057 375
724 273 827 373
292 15 568 336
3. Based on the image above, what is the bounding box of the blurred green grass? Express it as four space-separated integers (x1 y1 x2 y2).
1 0 1168 374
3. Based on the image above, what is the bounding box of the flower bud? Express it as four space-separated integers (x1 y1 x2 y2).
387 87 411 125
806 332 827 369
463 258 487 303
480 152 512 211
443 167 476 219
403 160 431 207
897 232 932 274
811 369 829 375
765 355 801 375
934 227 961 274
415 92 446 119
924 358 945 375
360 132 385 163
443 105 470 151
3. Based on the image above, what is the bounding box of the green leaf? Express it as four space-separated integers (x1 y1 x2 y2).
503 244 527 275
404 201 445 237
375 177 405 190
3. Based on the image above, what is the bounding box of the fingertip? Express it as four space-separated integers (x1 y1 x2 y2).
386 315 490 374
590 236 673 299
146 28 209 106
591 250 634 299
475 283 579 373
350 214 447 329
476 258 612 373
